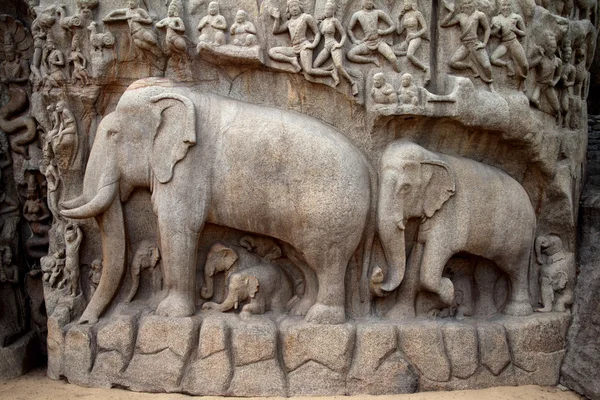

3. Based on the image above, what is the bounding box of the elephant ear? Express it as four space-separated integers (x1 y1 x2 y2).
246 276 259 298
421 160 455 219
207 243 238 274
150 93 197 184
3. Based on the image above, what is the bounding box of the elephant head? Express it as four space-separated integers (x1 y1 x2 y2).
203 273 259 312
371 141 455 297
200 243 239 299
60 89 196 324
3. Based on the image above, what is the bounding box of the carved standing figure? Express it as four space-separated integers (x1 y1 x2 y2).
490 0 528 91
53 101 78 172
371 72 397 106
156 0 189 66
68 36 89 86
441 0 494 91
559 42 576 128
396 0 429 78
64 222 83 297
60 78 372 325
347 0 400 72
528 33 562 120
89 259 102 298
534 235 574 312
0 246 25 347
230 10 257 47
30 6 57 91
269 0 335 80
125 240 161 302
197 1 227 47
22 177 51 259
314 0 358 94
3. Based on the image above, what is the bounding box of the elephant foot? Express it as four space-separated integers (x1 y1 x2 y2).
157 293 195 317
438 277 455 306
504 300 533 316
290 295 314 316
305 303 345 324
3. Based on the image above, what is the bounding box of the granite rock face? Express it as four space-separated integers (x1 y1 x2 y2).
0 0 597 394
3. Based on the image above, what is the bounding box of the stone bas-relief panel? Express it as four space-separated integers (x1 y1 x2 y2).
0 0 596 393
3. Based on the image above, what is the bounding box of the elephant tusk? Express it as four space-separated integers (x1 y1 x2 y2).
60 194 87 210
60 182 119 219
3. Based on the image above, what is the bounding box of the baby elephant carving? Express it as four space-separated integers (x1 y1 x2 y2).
125 240 161 303
202 244 294 315
535 235 575 313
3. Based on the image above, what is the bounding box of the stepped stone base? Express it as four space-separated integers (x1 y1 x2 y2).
47 311 570 396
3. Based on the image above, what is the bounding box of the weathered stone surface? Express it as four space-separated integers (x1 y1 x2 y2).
46 307 69 380
136 315 199 357
198 314 230 358
0 332 35 381
229 359 286 397
281 319 355 374
347 324 417 395
477 323 511 376
398 321 451 382
442 322 478 379
96 314 136 357
125 349 185 392
514 350 565 386
182 350 232 396
90 350 127 388
231 316 277 366
288 360 346 396
63 324 94 386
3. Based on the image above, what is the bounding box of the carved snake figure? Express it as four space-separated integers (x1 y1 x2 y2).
0 85 38 159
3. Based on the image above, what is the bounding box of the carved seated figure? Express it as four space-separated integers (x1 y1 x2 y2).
197 1 227 49
371 72 397 107
398 73 419 106
230 10 257 47
535 235 574 313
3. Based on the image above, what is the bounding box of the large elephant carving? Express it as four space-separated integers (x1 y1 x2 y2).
60 77 372 325
371 141 535 316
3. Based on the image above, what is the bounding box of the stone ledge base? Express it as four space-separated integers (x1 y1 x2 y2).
46 310 569 396
0 331 36 381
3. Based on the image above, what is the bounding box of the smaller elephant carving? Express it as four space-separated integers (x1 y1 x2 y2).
534 235 575 313
201 242 295 315
125 240 161 303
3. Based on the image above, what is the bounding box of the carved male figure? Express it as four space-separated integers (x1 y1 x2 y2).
371 72 398 106
441 0 494 91
269 0 334 79
347 0 400 72
64 223 83 297
490 0 528 90
0 34 30 85
528 33 562 120
197 1 227 47
398 73 419 105
396 0 429 77
230 10 257 47
156 0 188 66
42 38 66 93
0 246 24 347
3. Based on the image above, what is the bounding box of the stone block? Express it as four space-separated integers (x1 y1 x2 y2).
477 322 511 376
198 314 230 358
398 321 451 382
347 323 417 395
0 332 35 381
503 313 569 354
281 318 355 373
442 322 478 379
231 316 277 366
46 308 69 380
90 350 127 388
514 350 564 386
136 315 199 357
288 360 345 396
63 324 95 386
96 314 136 358
125 349 185 392
229 358 286 396
181 350 232 395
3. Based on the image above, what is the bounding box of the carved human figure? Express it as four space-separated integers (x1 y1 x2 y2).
490 0 528 91
398 73 419 105
68 36 89 86
573 44 587 100
125 240 161 302
89 259 102 298
313 0 358 95
30 6 57 91
396 0 429 77
269 0 334 80
41 250 67 288
535 235 574 312
52 101 78 172
42 38 66 93
156 0 188 65
371 72 397 106
441 0 494 91
22 177 51 259
347 0 400 72
0 34 30 85
528 33 562 120
103 0 163 63
0 246 25 347
64 222 83 297
230 10 257 47
559 42 576 128
197 1 227 47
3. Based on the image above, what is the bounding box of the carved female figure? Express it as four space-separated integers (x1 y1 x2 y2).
52 101 78 172
490 0 528 90
230 10 257 47
68 36 89 86
156 0 188 64
197 1 227 47
313 0 358 95
395 0 430 78
269 0 334 80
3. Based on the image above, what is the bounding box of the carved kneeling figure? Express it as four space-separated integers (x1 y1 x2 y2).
202 261 294 316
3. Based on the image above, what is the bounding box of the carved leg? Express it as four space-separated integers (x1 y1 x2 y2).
419 243 454 306
347 44 379 67
305 248 346 324
504 257 533 316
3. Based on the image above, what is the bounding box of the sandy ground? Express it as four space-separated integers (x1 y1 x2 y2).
0 369 583 400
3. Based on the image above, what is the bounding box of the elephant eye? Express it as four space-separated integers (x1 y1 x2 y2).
108 129 118 137
399 183 411 193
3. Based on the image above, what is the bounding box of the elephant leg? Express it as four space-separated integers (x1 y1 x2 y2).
419 243 454 306
156 225 200 317
286 248 318 316
502 255 533 316
242 297 265 314
305 248 347 324
386 242 423 319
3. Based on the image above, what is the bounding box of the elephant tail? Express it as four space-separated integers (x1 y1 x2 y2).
358 163 377 303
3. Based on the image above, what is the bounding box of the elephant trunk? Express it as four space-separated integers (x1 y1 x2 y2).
79 198 125 323
371 177 406 297
60 182 118 219
201 264 215 299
